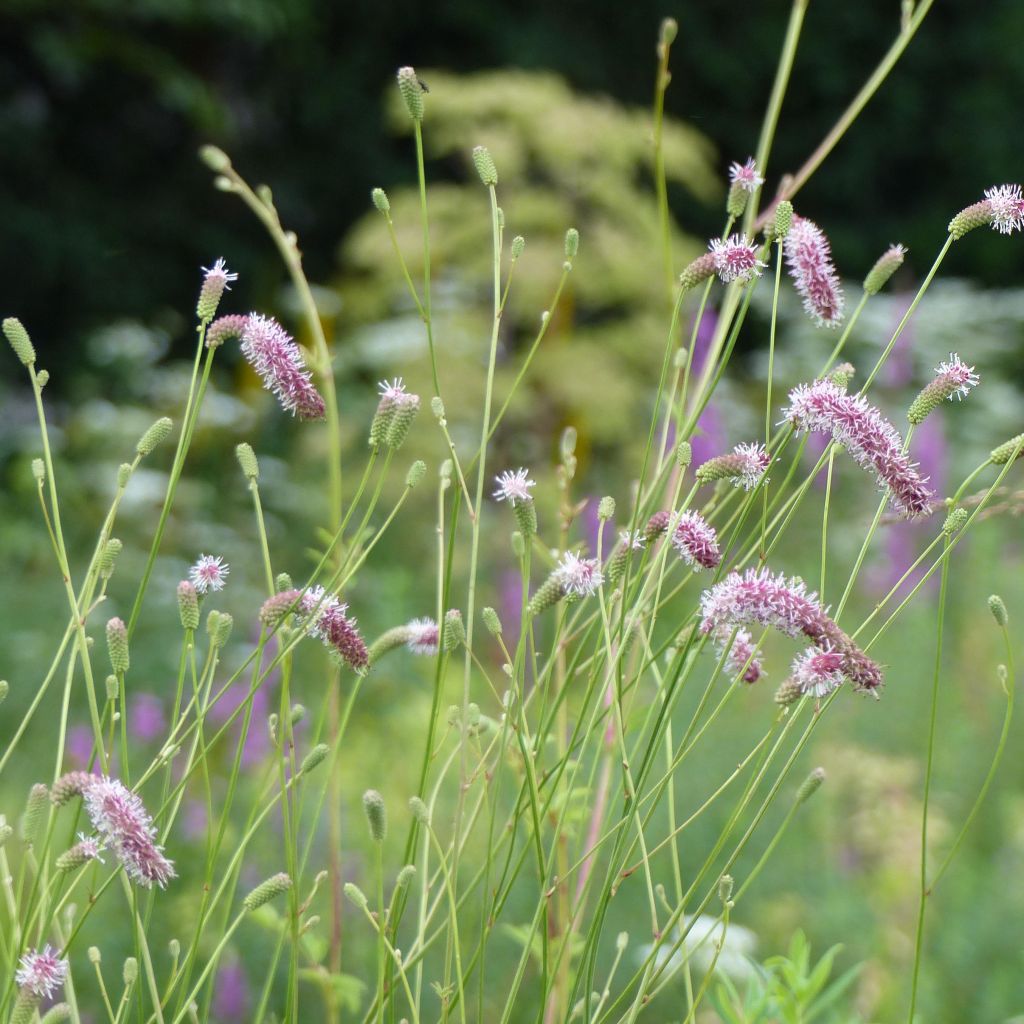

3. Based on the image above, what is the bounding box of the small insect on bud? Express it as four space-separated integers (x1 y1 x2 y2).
396 66 425 121
409 796 430 824
243 872 293 911
199 145 232 172
21 784 49 846
31 458 45 483
363 789 387 842
988 595 1008 627
796 766 826 804
443 609 466 651
863 244 907 295
482 606 502 636
106 618 129 675
943 507 969 535
564 228 580 260
136 417 173 457
343 882 368 909
406 460 426 488
772 200 794 240
300 743 330 775
989 432 1024 466
511 235 525 260
3 317 36 366
676 441 692 469
372 188 390 214
99 538 122 580
472 145 498 187
105 675 119 700
598 496 616 521
235 443 259 481
123 958 138 986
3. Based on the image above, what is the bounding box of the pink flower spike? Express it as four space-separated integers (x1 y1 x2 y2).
728 157 764 193
553 552 603 597
82 777 175 888
202 257 238 290
784 215 845 327
16 945 69 998
784 378 933 518
671 511 721 570
984 184 1024 235
299 586 368 671
791 646 846 698
934 353 979 401
378 377 407 400
709 234 766 284
190 554 229 594
405 617 439 655
240 314 326 420
493 467 536 506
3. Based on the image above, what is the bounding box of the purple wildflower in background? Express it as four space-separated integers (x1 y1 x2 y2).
189 554 229 594
240 314 326 420
553 552 603 597
493 468 536 506
728 157 764 193
405 618 439 655
671 511 721 570
709 234 766 283
129 693 166 743
785 378 933 518
791 646 846 697
213 960 251 1022
784 215 844 327
82 776 175 887
16 945 68 998
700 568 883 694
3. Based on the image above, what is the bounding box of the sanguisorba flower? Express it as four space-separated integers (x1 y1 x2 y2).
713 625 764 684
783 215 844 327
700 568 882 694
298 586 369 672
493 468 536 506
404 617 439 655
908 353 979 424
16 945 69 998
671 511 721 570
709 234 766 284
728 157 764 194
369 378 420 450
949 184 1024 239
82 776 175 887
790 645 846 698
785 378 933 518
189 554 229 594
553 551 604 597
197 258 238 322
240 314 326 420
696 442 770 491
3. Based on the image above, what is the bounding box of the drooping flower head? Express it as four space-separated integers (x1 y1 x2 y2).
671 511 721 570
493 468 536 507
553 551 604 597
82 776 176 887
189 554 229 594
298 586 369 672
728 157 764 194
696 442 771 491
16 945 69 998
240 314 326 420
908 353 980 425
785 378 933 518
709 234 766 284
790 646 846 698
784 215 845 327
404 617 439 655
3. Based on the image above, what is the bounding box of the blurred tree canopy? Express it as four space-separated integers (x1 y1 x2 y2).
2 0 1023 374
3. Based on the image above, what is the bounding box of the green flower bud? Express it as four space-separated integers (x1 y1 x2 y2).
136 417 173 457
235 443 259 481
718 874 734 905
0 679 8 704
943 507 968 534
512 498 537 538
772 200 793 240
372 187 390 214
98 538 122 580
3 317 36 366
0 821 13 847
300 743 330 774
199 145 232 172
343 882 368 908
598 496 616 521
276 572 293 592
564 228 579 259
796 766 826 803
21 784 49 846
396 67 425 121
363 789 387 842
243 872 293 911
527 574 565 617
990 433 1024 465
290 704 306 725
31 458 45 483
948 200 993 240
676 441 692 469
408 796 430 824
511 235 525 260
106 617 129 674
773 677 803 707
123 958 138 986
443 609 466 652
472 145 498 186
208 610 233 649
863 244 907 295
482 607 502 636
117 463 132 488
430 396 445 419
105 674 119 700
40 1003 72 1023
988 595 1008 627
36 369 49 389
177 581 200 630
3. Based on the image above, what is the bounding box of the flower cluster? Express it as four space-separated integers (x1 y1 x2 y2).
240 314 326 420
671 511 721 570
189 554 230 594
709 234 766 284
790 646 846 697
728 157 764 194
404 617 440 655
711 625 764 684
908 353 979 424
696 442 771 491
260 587 369 672
700 568 882 694
369 378 420 449
783 215 844 327
493 468 536 506
197 258 237 322
16 945 69 998
553 552 604 597
74 775 176 887
784 378 933 518
984 184 1024 235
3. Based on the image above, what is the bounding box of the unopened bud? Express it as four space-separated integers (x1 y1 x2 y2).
21 784 49 845
406 460 426 488
472 146 498 186
443 609 466 651
943 507 968 535
718 874 734 905
344 882 368 908
199 145 232 172
276 572 294 592
676 441 692 469
31 458 45 483
117 463 132 488
372 188 390 214
98 538 122 580
396 67 424 121
990 433 1024 465
106 617 129 674
244 872 293 911
123 958 138 985
863 244 907 295
208 610 233 649
40 1004 72 1024
105 675 119 700
363 789 387 842
3 317 36 366
988 595 1008 627
36 369 49 389
772 200 793 240
598 496 616 521
301 743 330 775
564 228 579 259
235 443 259 481
511 235 525 260
482 607 502 636
796 766 826 804
431 396 445 419
177 581 200 630
409 796 430 824
394 864 417 893
136 417 173 456
88 946 102 964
